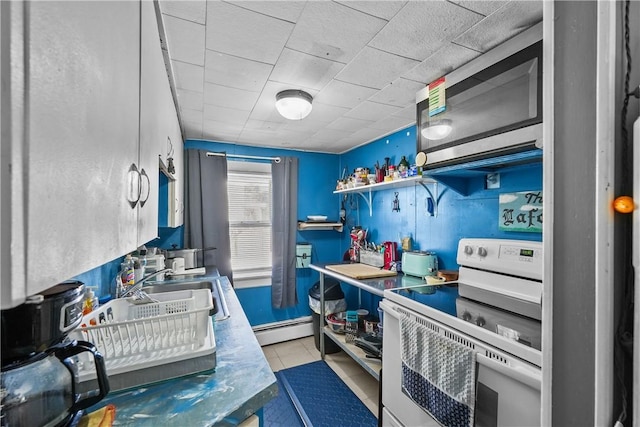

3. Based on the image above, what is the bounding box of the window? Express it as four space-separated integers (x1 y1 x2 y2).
227 161 272 287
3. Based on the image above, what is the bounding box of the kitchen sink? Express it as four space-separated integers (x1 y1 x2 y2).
142 278 230 321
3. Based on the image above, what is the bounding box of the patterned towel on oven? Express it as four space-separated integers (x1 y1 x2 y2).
400 313 476 427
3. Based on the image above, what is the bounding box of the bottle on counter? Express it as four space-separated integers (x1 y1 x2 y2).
82 287 99 315
120 254 135 293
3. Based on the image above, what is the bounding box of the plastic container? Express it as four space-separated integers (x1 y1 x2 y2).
308 279 345 354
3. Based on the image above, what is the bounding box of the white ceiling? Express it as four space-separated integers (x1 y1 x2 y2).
159 0 542 154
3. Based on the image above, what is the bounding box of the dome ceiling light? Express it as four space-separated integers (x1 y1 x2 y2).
275 90 313 120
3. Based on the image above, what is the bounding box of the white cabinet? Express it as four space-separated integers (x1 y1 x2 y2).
141 1 184 229
1 1 166 309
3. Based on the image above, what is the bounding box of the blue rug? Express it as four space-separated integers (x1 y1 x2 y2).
263 373 304 427
265 360 377 427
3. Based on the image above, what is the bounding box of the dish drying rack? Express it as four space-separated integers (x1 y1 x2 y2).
71 289 216 391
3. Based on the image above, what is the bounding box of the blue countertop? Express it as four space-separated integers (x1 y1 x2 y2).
88 274 277 426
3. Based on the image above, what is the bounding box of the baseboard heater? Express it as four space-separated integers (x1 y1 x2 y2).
253 316 313 346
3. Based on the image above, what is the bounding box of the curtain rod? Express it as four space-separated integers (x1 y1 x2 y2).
206 152 281 163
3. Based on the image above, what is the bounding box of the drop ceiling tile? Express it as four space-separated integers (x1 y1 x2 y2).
286 1 386 63
454 2 542 52
368 78 425 107
176 89 203 111
163 15 205 65
160 0 206 24
182 120 203 139
344 101 403 121
172 61 204 92
368 1 483 60
347 127 391 145
394 104 419 120
306 102 351 123
335 47 420 90
203 83 260 111
244 119 284 132
202 118 244 134
336 1 407 20
368 114 415 131
402 42 481 84
314 80 378 109
206 2 294 64
326 116 374 132
449 1 508 17
203 104 250 125
269 48 345 91
226 1 306 23
310 128 352 142
205 50 272 92
202 122 242 142
180 108 203 124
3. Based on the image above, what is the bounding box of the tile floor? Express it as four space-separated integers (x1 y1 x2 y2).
261 336 380 417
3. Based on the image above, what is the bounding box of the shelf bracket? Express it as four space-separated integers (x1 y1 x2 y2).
355 190 373 217
418 181 438 217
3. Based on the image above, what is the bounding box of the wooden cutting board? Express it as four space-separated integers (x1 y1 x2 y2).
325 263 398 279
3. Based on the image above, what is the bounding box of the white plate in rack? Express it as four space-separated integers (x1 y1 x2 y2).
307 215 328 222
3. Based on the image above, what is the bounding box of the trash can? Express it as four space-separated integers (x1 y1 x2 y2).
308 278 346 354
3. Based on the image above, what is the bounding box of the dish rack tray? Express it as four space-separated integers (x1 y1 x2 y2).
75 289 213 360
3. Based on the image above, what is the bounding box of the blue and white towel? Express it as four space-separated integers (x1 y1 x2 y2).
400 314 476 427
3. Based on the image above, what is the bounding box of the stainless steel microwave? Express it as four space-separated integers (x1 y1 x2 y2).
416 22 543 168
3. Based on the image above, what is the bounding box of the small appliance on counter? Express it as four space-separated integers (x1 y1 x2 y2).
1 281 110 426
401 251 438 278
383 241 398 270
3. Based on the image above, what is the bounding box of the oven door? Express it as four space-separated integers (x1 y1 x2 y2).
381 299 541 427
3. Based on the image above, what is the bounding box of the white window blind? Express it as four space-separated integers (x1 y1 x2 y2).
227 161 272 279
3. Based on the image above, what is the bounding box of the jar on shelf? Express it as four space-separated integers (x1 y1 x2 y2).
398 156 409 173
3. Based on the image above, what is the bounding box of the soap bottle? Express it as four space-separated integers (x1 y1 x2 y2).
82 287 99 315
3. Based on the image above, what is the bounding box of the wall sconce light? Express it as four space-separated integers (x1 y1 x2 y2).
275 89 313 120
421 119 453 140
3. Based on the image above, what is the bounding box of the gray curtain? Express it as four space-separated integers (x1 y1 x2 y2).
271 157 299 308
184 150 233 282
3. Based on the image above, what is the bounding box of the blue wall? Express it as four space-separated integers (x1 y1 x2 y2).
74 128 542 327
184 140 345 326
339 125 542 316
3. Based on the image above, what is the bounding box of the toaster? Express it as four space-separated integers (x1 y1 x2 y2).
401 251 438 278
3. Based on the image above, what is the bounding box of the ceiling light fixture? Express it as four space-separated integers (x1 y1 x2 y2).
275 89 313 120
421 119 453 140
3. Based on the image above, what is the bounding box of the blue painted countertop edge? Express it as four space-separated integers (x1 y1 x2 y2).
88 274 277 426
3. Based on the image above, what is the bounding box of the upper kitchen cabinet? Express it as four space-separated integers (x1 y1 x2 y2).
0 1 160 309
141 1 184 228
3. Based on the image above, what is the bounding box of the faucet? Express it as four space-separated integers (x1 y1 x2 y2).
119 268 173 298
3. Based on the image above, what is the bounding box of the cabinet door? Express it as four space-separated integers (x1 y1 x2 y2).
138 0 165 245
168 95 184 228
23 1 141 300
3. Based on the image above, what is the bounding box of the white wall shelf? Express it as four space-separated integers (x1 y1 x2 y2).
333 176 438 216
297 221 344 232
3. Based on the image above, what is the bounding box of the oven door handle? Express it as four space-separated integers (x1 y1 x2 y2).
476 353 541 391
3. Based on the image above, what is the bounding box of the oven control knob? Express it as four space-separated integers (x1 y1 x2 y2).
461 311 472 322
475 317 486 327
477 247 488 257
464 245 474 255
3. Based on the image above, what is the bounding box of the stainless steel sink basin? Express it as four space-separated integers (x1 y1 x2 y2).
142 279 230 321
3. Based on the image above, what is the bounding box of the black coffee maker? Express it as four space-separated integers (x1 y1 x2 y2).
1 281 110 426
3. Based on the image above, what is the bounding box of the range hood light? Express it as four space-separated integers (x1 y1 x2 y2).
275 90 313 120
421 119 453 140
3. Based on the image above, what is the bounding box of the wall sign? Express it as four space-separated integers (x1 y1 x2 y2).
428 77 446 117
499 191 542 232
